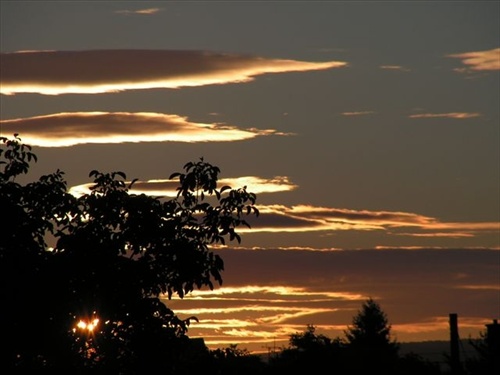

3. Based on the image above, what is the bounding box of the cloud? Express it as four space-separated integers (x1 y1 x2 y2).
69 175 298 198
457 284 500 291
166 248 498 351
1 111 289 147
379 65 411 72
239 204 499 237
374 245 498 250
409 112 481 119
178 285 365 302
341 111 375 116
250 204 433 232
55 183 500 240
0 49 347 95
67 179 497 241
167 283 366 348
394 232 475 238
393 316 490 336
115 8 162 15
447 47 500 71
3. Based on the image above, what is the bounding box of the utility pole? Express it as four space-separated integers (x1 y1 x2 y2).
261 343 272 363
449 313 462 375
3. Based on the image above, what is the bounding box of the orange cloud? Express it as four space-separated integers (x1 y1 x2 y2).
448 47 500 71
1 112 288 147
409 112 481 119
0 49 347 95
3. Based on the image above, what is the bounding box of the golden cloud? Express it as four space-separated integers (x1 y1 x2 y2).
448 47 500 71
240 204 499 236
179 285 365 302
69 175 297 198
1 111 288 147
0 49 347 95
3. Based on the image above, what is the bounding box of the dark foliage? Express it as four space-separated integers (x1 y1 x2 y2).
0 134 259 373
209 344 267 375
270 299 444 374
271 324 346 373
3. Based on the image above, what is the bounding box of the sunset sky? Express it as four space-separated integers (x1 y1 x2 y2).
1 1 499 353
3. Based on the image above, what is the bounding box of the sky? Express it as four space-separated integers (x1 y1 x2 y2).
1 0 499 354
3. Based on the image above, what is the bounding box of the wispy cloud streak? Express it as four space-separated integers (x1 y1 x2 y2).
379 65 411 72
409 112 481 119
115 8 162 15
241 204 499 237
166 284 366 348
1 112 288 147
0 49 347 95
341 111 375 116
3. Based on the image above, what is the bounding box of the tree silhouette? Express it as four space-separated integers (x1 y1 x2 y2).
0 134 259 373
465 323 500 375
344 297 400 373
289 324 333 351
273 324 345 372
209 344 266 375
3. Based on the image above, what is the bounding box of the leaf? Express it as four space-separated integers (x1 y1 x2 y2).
115 171 126 179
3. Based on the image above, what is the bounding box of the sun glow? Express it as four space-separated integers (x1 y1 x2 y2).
75 317 100 333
